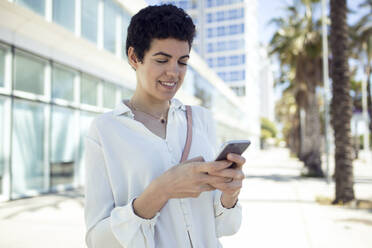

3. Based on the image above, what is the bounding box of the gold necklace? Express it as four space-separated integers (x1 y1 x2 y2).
129 101 168 124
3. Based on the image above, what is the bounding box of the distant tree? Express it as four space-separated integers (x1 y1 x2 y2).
260 117 278 148
270 0 324 176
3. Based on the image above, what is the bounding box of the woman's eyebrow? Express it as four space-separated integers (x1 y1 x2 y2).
152 52 172 57
152 52 190 59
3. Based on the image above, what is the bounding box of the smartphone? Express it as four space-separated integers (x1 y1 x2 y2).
215 140 251 168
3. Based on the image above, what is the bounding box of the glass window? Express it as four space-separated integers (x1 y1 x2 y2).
217 41 226 51
0 47 5 87
14 51 45 95
122 11 131 58
207 58 213 68
229 24 238 35
103 82 116 109
52 64 75 101
12 99 46 196
230 55 239 65
217 26 225 36
240 24 244 33
217 57 226 67
82 0 99 44
104 0 119 53
229 40 236 50
217 11 224 21
81 74 99 106
207 13 212 23
207 43 213 52
230 71 239 81
53 0 75 32
228 9 235 20
16 0 45 16
207 28 213 38
50 106 75 187
207 0 213 7
0 97 5 194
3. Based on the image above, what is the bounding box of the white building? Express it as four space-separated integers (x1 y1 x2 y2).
0 0 256 201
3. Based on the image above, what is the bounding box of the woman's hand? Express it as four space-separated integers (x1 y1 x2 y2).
132 156 232 219
159 156 233 199
208 153 246 208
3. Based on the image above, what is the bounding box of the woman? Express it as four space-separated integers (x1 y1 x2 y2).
84 4 246 248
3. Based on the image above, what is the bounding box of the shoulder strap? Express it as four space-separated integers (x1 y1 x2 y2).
180 105 192 163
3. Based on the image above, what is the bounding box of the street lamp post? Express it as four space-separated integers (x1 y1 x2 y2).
362 65 371 163
321 0 331 183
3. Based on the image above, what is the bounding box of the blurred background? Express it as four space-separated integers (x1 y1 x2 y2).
0 0 371 247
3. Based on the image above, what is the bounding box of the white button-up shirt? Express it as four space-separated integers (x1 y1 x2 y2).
84 98 242 248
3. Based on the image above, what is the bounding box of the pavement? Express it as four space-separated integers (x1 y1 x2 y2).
1 148 371 248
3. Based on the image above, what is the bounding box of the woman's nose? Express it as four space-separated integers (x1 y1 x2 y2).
165 62 180 77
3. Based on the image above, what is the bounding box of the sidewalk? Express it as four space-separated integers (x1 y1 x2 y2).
0 148 371 248
220 148 372 248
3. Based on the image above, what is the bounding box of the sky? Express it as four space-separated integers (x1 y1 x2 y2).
257 0 370 45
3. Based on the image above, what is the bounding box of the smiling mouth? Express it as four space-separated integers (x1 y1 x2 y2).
158 80 177 88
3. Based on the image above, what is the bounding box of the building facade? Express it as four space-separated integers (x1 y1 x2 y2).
0 0 255 201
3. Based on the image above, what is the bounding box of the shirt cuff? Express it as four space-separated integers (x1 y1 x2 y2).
111 197 160 226
110 198 160 247
214 191 240 217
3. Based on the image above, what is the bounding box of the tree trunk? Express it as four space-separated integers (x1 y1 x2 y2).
299 86 324 177
288 109 301 156
330 0 355 203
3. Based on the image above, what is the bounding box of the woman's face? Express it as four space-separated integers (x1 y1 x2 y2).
130 38 190 103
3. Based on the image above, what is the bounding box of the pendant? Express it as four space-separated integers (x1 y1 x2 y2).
160 118 166 124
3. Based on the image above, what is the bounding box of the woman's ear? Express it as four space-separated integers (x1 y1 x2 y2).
127 47 139 71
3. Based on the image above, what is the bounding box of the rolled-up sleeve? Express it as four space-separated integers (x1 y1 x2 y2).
213 190 242 237
84 122 159 248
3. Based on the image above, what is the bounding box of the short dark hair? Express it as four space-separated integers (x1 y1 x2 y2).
126 4 196 62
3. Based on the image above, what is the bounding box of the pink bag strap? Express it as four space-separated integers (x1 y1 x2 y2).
180 105 192 163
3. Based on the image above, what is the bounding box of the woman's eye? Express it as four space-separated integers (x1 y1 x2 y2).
179 61 188 66
156 60 167 63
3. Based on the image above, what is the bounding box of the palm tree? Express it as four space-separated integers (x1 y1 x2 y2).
270 0 324 177
330 0 355 203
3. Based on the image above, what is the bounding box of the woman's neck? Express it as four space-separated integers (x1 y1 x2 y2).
130 92 170 117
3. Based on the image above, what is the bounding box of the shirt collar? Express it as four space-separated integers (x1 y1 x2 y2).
113 100 134 117
170 98 186 111
113 98 185 117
